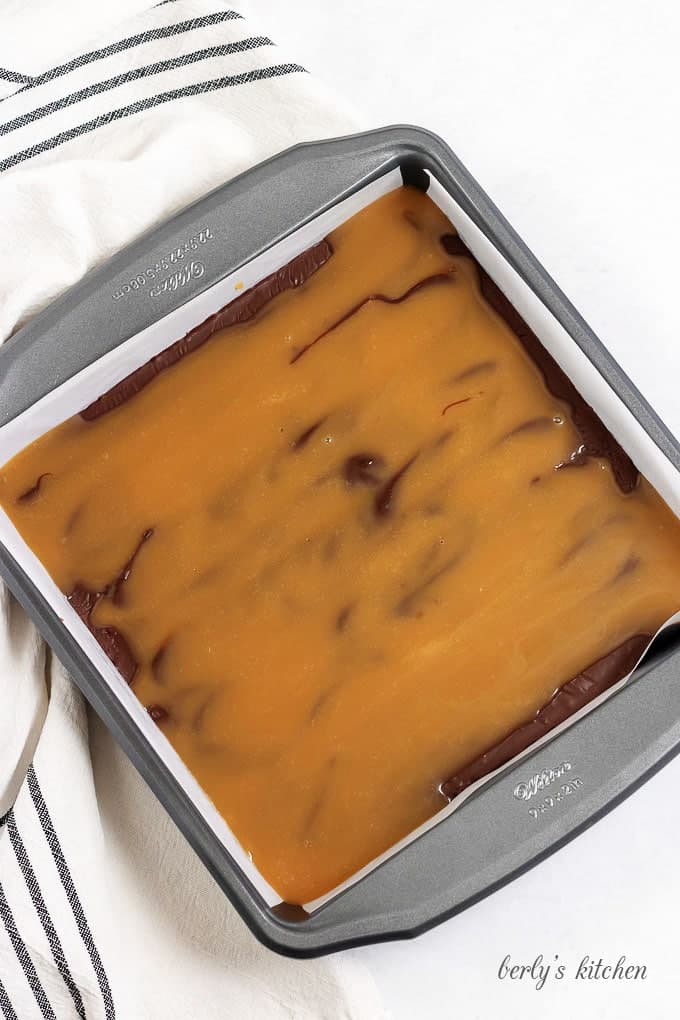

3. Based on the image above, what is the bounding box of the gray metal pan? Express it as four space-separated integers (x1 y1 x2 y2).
1 126 679 957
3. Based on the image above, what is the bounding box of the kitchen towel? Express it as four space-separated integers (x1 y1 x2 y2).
0 1 387 1017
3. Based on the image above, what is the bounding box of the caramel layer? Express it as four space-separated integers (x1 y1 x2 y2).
1 186 679 904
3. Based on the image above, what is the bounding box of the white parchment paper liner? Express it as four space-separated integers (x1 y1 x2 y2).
1 169 678 912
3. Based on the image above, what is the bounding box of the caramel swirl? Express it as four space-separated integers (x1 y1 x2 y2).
1 187 679 904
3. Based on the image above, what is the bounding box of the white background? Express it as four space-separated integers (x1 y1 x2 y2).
242 2 680 1018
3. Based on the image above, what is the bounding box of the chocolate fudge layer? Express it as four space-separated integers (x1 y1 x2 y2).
2 187 680 904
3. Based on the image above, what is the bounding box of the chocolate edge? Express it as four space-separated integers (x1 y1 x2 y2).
81 240 334 421
68 582 138 685
440 231 639 493
441 633 651 800
436 231 644 796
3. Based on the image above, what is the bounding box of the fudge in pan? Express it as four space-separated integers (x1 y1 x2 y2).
2 187 679 905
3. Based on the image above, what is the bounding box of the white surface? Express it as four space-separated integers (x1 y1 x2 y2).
241 2 680 1017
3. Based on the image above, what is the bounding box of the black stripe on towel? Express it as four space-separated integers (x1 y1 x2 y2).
16 11 243 94
0 974 19 1020
0 880 57 1020
0 63 306 173
0 37 273 136
27 765 116 1020
0 68 33 85
7 810 87 1020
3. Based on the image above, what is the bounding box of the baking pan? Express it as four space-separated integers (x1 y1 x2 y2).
1 126 680 956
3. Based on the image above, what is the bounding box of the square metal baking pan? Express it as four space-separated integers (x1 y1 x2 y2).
1 126 680 957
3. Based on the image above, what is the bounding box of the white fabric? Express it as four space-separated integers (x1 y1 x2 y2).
0 2 385 1017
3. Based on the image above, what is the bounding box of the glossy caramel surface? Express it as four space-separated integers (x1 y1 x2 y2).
2 187 680 903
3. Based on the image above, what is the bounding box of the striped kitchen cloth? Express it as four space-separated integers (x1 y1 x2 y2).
0 2 386 1018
